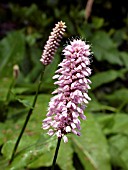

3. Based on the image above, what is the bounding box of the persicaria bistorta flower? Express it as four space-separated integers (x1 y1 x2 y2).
40 21 66 65
42 39 92 142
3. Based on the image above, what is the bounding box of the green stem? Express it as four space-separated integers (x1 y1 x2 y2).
9 67 45 164
51 137 62 170
6 78 15 103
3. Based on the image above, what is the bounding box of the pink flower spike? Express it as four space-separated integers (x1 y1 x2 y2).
42 39 92 142
40 21 66 65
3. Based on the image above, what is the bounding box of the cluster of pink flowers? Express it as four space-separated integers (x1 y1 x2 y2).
42 39 92 142
40 21 66 65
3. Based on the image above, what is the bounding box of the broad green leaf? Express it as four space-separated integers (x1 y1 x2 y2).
108 134 128 170
2 136 56 170
91 31 123 65
120 52 128 68
86 93 117 113
94 114 115 135
28 134 56 168
91 69 127 90
97 113 128 136
92 17 104 29
1 94 56 169
1 95 56 169
77 23 92 39
109 114 128 135
17 99 33 108
0 94 50 144
87 100 117 113
0 77 12 100
29 139 75 170
105 88 128 104
72 113 111 170
112 29 126 46
0 30 25 76
26 32 42 46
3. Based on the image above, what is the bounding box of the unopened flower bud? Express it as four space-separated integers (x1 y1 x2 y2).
13 65 19 79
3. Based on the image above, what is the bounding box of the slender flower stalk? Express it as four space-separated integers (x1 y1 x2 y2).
51 137 62 170
40 21 66 65
9 66 45 164
42 39 92 143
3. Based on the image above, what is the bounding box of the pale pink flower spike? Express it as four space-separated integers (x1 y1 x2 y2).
42 39 92 142
40 21 66 65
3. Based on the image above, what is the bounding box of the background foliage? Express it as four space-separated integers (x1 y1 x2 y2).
0 0 128 169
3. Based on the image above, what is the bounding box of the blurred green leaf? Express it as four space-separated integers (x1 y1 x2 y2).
97 113 128 136
105 88 128 106
120 52 128 68
0 78 12 100
72 113 111 170
2 136 56 170
91 31 123 65
91 69 127 90
109 134 128 170
0 31 25 76
109 114 128 135
1 94 56 169
92 17 104 29
112 29 126 46
87 100 117 113
17 99 33 108
26 32 42 46
94 114 115 134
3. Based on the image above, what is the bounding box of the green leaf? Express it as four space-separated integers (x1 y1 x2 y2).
110 114 128 135
105 88 128 107
2 135 56 170
0 77 12 100
28 134 56 168
1 94 55 169
26 32 42 46
91 69 127 90
97 113 128 136
91 31 123 65
87 96 117 112
120 52 128 68
92 17 104 29
0 30 25 76
108 134 128 170
72 113 111 170
17 99 33 108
